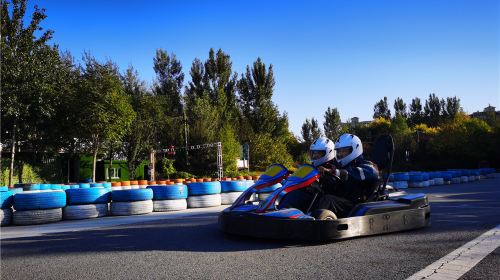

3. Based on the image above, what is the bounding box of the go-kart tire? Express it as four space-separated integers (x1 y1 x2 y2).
187 194 221 208
111 186 122 191
220 181 252 192
13 208 62 225
66 188 110 205
63 204 108 220
111 189 153 202
0 191 14 209
148 185 188 200
0 186 8 192
187 182 221 196
13 191 66 211
311 209 337 220
153 199 187 212
0 208 13 226
111 200 153 216
221 192 243 205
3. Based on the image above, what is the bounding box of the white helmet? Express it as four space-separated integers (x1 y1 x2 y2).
335 134 363 167
309 137 336 167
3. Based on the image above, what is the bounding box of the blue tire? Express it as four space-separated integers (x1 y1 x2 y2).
79 183 90 189
111 189 153 202
187 182 221 196
256 183 282 193
0 186 8 192
220 180 252 192
393 173 409 181
0 191 14 209
409 174 423 182
14 191 66 210
11 188 23 194
102 182 112 188
147 185 188 200
28 184 41 191
66 188 111 205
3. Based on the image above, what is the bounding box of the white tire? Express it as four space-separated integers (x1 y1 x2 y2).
0 208 13 226
221 192 243 205
460 176 468 183
434 178 444 185
63 204 108 220
13 208 62 225
111 200 153 216
153 199 187 212
187 194 221 208
409 182 424 188
111 187 123 191
130 185 140 189
122 186 132 190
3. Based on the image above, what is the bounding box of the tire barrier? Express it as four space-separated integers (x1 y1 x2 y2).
147 185 188 200
0 208 13 226
13 208 63 225
13 191 66 211
111 189 153 202
220 180 253 192
392 181 408 189
1 191 14 209
255 183 281 194
187 194 221 208
257 192 273 201
153 199 187 212
111 200 153 216
408 173 424 188
66 188 111 205
63 204 109 220
79 183 90 189
221 192 243 205
187 182 221 196
0 186 8 192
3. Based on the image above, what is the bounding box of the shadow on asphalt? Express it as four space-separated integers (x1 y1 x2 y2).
2 178 499 257
1 213 331 256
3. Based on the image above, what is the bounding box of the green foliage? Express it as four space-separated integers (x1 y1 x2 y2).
301 118 322 145
373 96 391 120
409 97 423 127
153 49 184 116
219 125 240 176
249 133 294 171
160 158 176 179
323 107 341 140
393 97 407 118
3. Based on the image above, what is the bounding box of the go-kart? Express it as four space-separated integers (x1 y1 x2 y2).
219 135 430 241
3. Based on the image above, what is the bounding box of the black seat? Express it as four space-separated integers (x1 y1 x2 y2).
366 134 394 202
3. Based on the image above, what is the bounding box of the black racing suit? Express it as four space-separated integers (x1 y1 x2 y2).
279 156 380 218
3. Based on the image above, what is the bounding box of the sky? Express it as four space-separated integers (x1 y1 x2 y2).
26 0 499 135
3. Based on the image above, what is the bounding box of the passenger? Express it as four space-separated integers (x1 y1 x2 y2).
280 134 379 219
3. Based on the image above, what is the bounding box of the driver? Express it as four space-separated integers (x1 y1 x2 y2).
280 134 379 219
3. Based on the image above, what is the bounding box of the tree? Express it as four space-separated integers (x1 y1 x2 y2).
442 96 462 120
75 54 135 181
323 107 341 140
409 97 423 127
152 49 184 116
301 118 322 145
424 93 442 126
373 97 391 120
0 0 74 185
249 133 294 170
237 58 281 137
393 97 407 119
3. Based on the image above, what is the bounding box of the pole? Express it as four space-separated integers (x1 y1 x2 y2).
0 2 3 183
183 108 188 166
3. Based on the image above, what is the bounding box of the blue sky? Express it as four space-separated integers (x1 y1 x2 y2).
29 0 499 135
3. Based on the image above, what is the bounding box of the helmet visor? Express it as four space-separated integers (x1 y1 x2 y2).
335 147 352 160
309 150 326 160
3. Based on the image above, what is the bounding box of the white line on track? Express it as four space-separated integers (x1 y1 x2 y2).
406 224 500 280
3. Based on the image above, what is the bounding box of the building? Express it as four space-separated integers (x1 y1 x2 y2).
470 105 500 121
342 117 371 128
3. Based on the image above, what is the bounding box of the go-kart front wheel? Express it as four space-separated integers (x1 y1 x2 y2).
312 209 337 220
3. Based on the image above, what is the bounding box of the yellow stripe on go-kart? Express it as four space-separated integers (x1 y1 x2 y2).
264 165 286 177
292 165 314 178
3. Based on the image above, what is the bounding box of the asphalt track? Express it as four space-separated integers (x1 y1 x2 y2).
1 176 499 280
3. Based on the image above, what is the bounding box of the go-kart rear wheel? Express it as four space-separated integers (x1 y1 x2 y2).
311 209 337 220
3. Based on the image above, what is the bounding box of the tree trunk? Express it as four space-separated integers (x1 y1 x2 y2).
92 149 97 183
108 148 113 181
17 160 23 183
8 122 16 187
67 154 71 183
